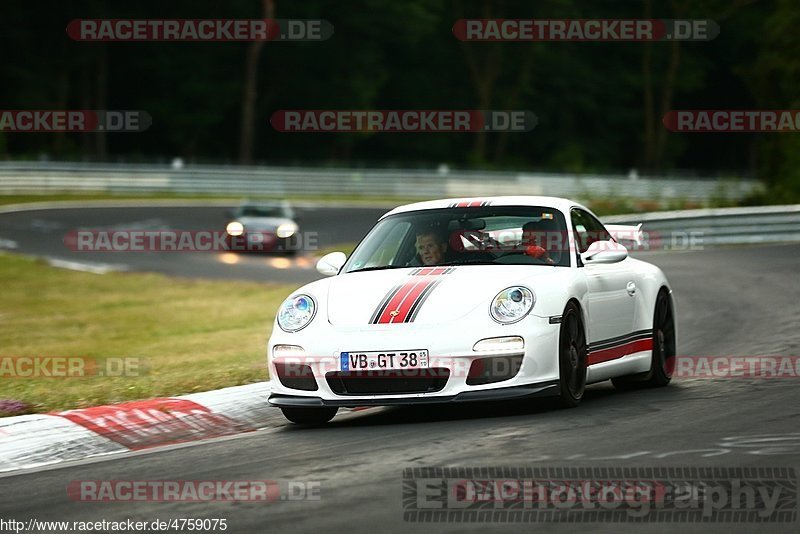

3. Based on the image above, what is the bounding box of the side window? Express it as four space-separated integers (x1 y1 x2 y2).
571 209 611 253
571 210 589 253
585 212 611 247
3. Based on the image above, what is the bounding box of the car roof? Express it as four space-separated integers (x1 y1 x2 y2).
380 196 589 219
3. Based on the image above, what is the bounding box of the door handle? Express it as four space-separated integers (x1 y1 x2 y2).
626 281 636 296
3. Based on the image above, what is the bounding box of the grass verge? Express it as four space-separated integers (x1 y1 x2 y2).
315 243 358 258
0 193 743 213
0 252 296 416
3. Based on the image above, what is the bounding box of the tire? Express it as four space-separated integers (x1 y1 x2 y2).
644 289 676 386
557 302 587 408
612 288 676 389
280 407 338 425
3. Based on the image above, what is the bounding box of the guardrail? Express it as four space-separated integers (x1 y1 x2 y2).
0 161 760 202
604 205 800 246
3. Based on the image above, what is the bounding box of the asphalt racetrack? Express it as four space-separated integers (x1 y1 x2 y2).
0 203 386 284
1 204 799 533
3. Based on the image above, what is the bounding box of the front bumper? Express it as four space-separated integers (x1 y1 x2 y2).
267 314 561 406
226 232 296 253
268 380 559 407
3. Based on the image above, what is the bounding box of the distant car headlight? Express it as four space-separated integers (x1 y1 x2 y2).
226 221 244 236
490 286 535 324
277 294 316 332
276 222 298 238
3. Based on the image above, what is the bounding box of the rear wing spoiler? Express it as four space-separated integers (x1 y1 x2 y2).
605 223 643 246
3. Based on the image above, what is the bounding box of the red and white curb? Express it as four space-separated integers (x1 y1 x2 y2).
0 382 377 474
0 382 275 473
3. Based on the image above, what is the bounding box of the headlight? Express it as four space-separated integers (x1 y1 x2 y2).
226 221 244 236
276 222 298 238
277 294 316 332
490 286 535 324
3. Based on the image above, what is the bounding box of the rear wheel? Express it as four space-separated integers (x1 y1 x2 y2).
281 407 338 425
612 288 675 389
557 302 587 407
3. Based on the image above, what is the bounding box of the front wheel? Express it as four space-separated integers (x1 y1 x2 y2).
557 302 587 408
281 407 338 425
645 289 676 386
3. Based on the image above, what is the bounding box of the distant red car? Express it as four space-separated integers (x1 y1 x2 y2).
225 201 300 254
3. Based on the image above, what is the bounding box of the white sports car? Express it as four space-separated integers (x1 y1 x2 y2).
267 196 676 424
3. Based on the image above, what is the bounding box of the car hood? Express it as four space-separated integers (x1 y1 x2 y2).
325 265 566 327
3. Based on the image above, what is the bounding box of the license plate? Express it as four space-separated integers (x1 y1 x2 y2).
247 232 275 243
340 350 429 371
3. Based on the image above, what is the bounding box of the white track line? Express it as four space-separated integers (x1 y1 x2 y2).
46 258 128 274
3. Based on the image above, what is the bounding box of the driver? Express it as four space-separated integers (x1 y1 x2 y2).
414 230 448 266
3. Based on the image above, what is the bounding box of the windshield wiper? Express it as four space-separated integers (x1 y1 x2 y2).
436 259 502 266
346 265 408 274
349 259 505 272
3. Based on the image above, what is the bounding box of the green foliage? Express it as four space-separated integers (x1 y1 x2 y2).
0 0 798 199
0 252 295 413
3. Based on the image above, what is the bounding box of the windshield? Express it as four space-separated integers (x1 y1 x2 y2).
343 206 571 273
235 205 292 219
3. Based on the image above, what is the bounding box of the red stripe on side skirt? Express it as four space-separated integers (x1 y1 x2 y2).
587 338 653 366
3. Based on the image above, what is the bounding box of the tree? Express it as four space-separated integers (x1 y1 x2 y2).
239 0 275 164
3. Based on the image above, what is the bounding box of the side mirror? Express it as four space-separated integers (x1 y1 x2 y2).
580 240 628 265
316 251 347 276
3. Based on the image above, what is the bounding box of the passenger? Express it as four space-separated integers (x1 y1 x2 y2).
521 220 561 265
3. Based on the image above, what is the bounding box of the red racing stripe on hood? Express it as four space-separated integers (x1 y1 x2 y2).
370 267 455 324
